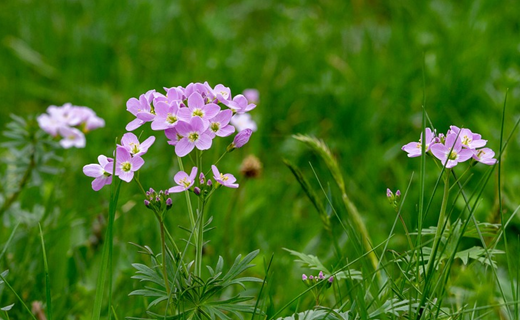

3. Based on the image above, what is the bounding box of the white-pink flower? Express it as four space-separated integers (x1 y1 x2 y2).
401 128 436 158
119 133 155 157
169 167 198 193
473 148 497 165
430 133 474 168
106 146 144 182
83 155 113 191
211 165 239 188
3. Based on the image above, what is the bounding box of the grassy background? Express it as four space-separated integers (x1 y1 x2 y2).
1 0 520 318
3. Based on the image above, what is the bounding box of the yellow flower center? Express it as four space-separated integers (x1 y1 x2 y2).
192 109 204 117
167 114 178 124
188 132 199 143
122 162 131 172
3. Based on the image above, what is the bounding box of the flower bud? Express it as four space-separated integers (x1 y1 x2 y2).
318 271 325 280
386 188 394 203
207 179 212 187
302 274 308 281
166 198 172 210
194 187 201 196
199 173 205 184
144 200 150 207
328 276 334 283
228 129 253 151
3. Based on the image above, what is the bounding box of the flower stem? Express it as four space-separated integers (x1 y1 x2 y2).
159 215 171 295
426 171 450 276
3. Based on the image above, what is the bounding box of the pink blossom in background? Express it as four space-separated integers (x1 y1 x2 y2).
242 89 259 104
230 113 257 132
58 126 86 149
37 103 104 148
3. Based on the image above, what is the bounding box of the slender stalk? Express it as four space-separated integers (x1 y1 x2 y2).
425 171 450 277
159 216 171 295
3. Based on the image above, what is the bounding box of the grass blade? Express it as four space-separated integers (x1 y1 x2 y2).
38 223 52 320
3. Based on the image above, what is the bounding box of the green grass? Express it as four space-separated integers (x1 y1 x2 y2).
1 0 520 319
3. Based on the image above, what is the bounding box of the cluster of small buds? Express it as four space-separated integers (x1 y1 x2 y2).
302 271 334 288
402 126 497 168
37 103 105 148
125 82 256 158
386 188 401 210
144 188 173 212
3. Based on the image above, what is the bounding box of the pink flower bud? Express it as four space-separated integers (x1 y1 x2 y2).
231 129 253 149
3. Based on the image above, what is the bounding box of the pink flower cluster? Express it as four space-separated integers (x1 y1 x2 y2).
302 271 334 285
402 126 497 168
168 165 239 195
37 103 105 148
125 82 255 157
83 133 155 191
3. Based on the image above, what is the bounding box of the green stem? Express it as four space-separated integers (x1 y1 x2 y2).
426 171 450 276
195 150 204 278
159 216 171 295
177 157 196 229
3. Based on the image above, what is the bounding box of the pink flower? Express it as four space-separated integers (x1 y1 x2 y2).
402 128 436 157
106 147 144 182
178 92 220 126
473 147 497 165
169 167 198 193
83 155 113 191
174 117 214 157
151 100 181 131
430 133 474 168
449 126 487 149
223 94 256 113
125 90 156 131
211 165 239 188
119 133 155 157
208 109 235 138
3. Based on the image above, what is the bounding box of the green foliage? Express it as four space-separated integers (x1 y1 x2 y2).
130 247 262 319
284 249 362 281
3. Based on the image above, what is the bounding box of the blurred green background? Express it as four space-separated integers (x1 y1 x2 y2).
1 0 520 318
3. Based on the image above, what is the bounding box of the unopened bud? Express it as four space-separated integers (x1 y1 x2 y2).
302 274 308 281
199 172 205 184
144 200 150 207
194 187 201 195
166 198 172 209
